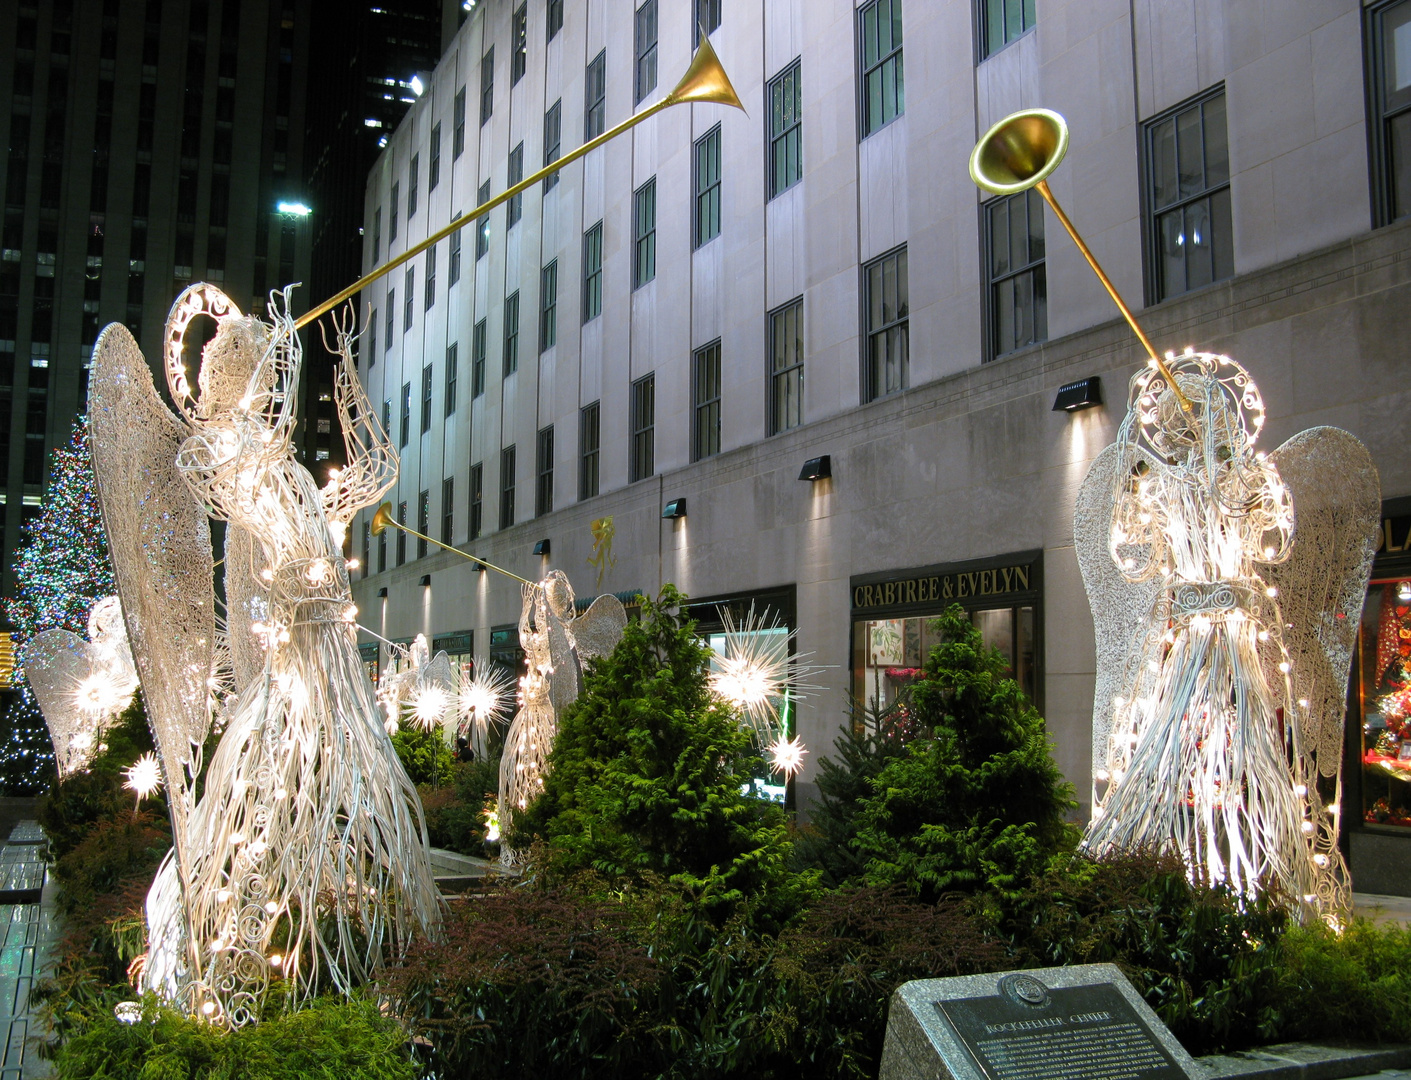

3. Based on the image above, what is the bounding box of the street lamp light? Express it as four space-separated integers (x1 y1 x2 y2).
277 201 312 217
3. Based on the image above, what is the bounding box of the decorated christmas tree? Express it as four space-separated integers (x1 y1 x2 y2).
0 688 55 795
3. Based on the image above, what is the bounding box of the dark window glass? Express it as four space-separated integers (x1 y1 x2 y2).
986 187 1047 357
476 180 491 258
579 401 599 500
417 489 430 557
635 0 658 105
769 61 803 197
372 207 381 263
453 86 467 157
421 363 433 433
585 50 607 139
980 0 1036 59
543 99 562 191
548 0 563 41
630 373 654 482
424 245 436 310
540 260 557 351
633 178 656 288
503 291 520 375
769 297 804 434
696 0 722 38
472 317 487 396
442 477 455 544
404 266 414 330
396 501 408 564
500 445 516 528
535 425 554 516
429 123 441 190
480 47 495 125
692 341 721 461
400 382 411 446
449 212 462 284
469 462 484 538
863 246 909 401
1372 1 1411 223
390 180 399 241
408 153 419 216
507 142 524 226
582 221 603 321
445 341 458 416
385 289 395 347
694 126 721 247
859 0 904 136
511 4 528 84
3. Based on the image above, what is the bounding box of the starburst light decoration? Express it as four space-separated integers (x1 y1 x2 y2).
767 733 808 778
1077 351 1380 922
707 606 824 758
455 658 516 759
124 752 163 803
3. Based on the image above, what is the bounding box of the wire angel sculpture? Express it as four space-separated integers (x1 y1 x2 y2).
1077 351 1379 921
499 570 626 861
378 634 457 735
88 285 439 1024
25 595 140 777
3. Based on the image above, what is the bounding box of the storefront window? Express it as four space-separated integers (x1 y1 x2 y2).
1359 577 1411 828
359 642 380 686
705 622 790 804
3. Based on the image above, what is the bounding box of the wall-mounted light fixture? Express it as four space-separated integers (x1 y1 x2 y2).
377 587 388 598
470 559 486 573
419 574 431 587
662 498 687 519
798 455 831 482
533 538 551 556
1052 376 1102 412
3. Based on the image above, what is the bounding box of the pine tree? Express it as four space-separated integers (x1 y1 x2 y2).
0 687 56 795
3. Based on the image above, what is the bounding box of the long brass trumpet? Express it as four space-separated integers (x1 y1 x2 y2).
296 36 744 331
370 501 535 586
969 109 1192 413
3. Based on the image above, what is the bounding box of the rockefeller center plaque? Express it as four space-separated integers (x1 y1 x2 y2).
878 964 1201 1080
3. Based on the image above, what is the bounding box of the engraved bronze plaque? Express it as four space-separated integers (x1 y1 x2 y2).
935 979 1187 1080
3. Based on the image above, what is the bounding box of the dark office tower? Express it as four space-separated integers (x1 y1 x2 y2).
0 0 314 602
300 0 451 477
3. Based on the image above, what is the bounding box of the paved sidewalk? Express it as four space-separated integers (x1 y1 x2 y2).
0 822 58 1079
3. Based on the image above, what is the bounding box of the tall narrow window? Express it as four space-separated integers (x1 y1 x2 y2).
535 425 554 516
500 445 516 528
503 291 520 375
543 99 562 191
421 364 433 433
696 0 721 38
979 0 1036 59
366 313 377 366
396 501 407 565
864 246 909 401
1369 0 1411 224
585 50 606 139
441 477 455 544
429 123 441 191
424 245 436 310
378 526 387 572
390 180 400 241
445 341 458 416
472 317 487 396
453 86 467 157
769 297 804 434
480 47 494 125
692 341 721 461
694 126 721 247
408 154 419 217
372 206 382 262
417 489 430 557
400 382 411 447
382 398 392 436
476 180 491 258
768 61 803 198
539 261 558 351
547 0 563 41
448 212 462 284
633 178 656 288
985 188 1047 358
511 3 528 84
507 143 524 227
579 401 600 500
630 373 655 482
362 522 371 578
859 0 904 137
403 267 414 331
385 290 394 347
469 462 484 538
634 0 658 105
582 221 603 321
1144 88 1231 302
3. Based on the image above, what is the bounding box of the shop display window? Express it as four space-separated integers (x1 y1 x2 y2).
1359 577 1411 828
705 622 791 804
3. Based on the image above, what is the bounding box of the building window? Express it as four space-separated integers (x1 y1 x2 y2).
507 142 524 227
579 401 600 500
548 0 563 41
403 267 414 331
582 221 603 322
512 3 528 84
768 61 803 198
366 314 377 367
863 246 909 401
441 477 455 544
633 178 656 288
543 99 562 191
859 0 904 137
476 180 491 258
696 0 721 38
692 340 721 461
472 317 487 396
1144 88 1231 302
408 154 419 217
378 525 387 572
480 47 494 125
694 126 721 248
630 373 654 482
769 297 803 434
979 0 1035 60
421 364 433 433
453 86 466 157
385 290 394 347
445 341 458 416
536 425 554 516
500 445 516 528
400 382 411 447
417 489 430 558
383 398 392 436
469 462 484 539
540 260 557 351
449 212 462 284
424 245 436 310
372 206 381 262
429 123 441 191
585 49 606 139
362 521 371 578
635 0 658 105
396 500 408 564
390 180 400 241
503 291 520 375
985 188 1046 358
1369 0 1411 225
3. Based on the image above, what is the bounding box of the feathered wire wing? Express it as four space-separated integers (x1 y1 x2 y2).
88 322 215 847
571 594 628 665
1073 443 1164 810
223 525 269 695
24 628 98 777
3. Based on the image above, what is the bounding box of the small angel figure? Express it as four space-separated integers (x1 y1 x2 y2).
1078 352 1379 921
378 634 456 735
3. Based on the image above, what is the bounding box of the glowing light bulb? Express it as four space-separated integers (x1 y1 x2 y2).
123 753 163 802
768 733 808 777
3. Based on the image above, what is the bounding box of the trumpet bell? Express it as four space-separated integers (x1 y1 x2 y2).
370 502 395 537
969 108 1069 196
667 34 745 112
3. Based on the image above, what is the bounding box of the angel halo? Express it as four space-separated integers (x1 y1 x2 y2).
88 283 439 1025
1076 350 1380 923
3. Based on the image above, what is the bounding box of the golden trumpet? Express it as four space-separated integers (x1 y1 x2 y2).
969 109 1192 414
370 501 534 586
296 36 745 332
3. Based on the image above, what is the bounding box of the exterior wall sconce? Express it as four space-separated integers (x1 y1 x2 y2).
419 574 431 587
798 455 831 482
1052 376 1102 412
533 538 551 556
662 498 687 519
470 559 486 572
377 587 388 597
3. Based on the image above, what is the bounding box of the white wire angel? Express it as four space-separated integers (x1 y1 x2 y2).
1077 351 1379 920
88 285 439 1024
378 634 456 735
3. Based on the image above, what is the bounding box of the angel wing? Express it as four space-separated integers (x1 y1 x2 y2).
89 321 216 847
1073 443 1165 810
571 593 628 665
321 311 397 530
25 629 101 777
222 524 269 695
